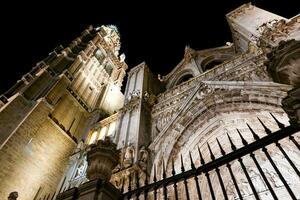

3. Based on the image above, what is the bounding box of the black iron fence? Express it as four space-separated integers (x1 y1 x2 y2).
120 114 300 200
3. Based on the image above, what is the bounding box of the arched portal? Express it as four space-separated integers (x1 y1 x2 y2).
150 82 300 199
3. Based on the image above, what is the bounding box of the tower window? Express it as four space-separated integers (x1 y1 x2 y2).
104 63 113 75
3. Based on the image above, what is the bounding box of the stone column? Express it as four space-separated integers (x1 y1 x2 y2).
56 137 121 200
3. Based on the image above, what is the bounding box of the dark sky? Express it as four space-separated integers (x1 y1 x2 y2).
0 1 299 94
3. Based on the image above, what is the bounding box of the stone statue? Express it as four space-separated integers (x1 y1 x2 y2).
8 192 18 200
74 139 85 153
74 159 86 178
143 91 149 101
123 146 134 168
139 146 148 163
138 146 148 170
120 53 126 62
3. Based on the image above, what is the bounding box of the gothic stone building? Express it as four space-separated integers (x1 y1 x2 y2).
0 3 300 200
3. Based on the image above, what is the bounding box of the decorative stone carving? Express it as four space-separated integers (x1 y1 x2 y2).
138 146 148 170
86 136 119 181
74 139 85 153
265 39 300 87
8 192 18 200
123 146 135 168
74 159 87 179
119 53 126 62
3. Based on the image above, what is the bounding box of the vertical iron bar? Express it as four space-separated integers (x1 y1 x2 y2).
162 160 168 200
218 137 244 200
257 117 297 199
226 163 244 200
247 123 278 199
153 165 157 200
128 173 132 199
289 135 300 151
181 154 190 200
189 151 202 200
136 171 140 200
276 142 300 178
207 143 228 200
198 146 215 200
172 158 179 200
250 152 278 200
144 174 148 200
238 157 260 200
236 130 260 200
262 147 297 200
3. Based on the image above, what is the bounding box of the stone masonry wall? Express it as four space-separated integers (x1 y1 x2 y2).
0 99 76 200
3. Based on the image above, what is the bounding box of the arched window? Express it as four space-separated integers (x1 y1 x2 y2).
175 74 194 86
89 131 98 144
204 60 223 71
104 63 113 75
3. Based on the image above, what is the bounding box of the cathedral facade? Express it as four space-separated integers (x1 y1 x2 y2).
0 3 299 200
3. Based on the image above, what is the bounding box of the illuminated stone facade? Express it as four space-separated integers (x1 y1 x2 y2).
0 3 299 200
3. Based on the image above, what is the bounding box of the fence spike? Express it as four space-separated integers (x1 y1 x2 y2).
189 151 196 170
236 128 248 146
257 117 272 135
216 138 226 155
207 142 215 160
180 154 185 172
246 123 260 140
172 157 176 176
153 164 157 183
162 159 166 179
197 146 205 165
227 132 237 151
270 113 285 129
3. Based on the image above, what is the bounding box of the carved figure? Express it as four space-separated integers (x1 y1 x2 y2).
123 146 134 168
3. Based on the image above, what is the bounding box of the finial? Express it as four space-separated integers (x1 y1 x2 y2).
197 146 205 165
257 117 272 135
236 128 248 146
180 154 185 172
227 132 237 151
153 164 157 183
162 159 166 179
189 151 196 170
216 138 226 155
207 143 215 161
269 113 285 129
171 158 176 176
246 123 260 141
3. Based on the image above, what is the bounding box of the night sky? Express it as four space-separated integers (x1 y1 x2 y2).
0 1 299 94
